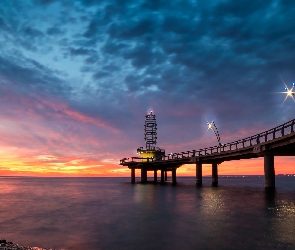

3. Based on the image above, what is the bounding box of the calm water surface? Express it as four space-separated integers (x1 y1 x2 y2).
0 176 295 250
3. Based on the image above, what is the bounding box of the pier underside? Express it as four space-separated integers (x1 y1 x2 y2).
126 154 278 188
128 164 180 185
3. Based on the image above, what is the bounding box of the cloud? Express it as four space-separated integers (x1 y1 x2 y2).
0 0 294 176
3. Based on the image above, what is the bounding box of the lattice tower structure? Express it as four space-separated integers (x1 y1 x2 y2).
144 111 157 150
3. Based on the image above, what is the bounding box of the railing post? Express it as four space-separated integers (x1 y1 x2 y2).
273 129 276 139
281 126 284 136
291 121 294 133
256 135 260 144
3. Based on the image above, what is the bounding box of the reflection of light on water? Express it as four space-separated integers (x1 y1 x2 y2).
192 188 229 248
202 191 226 214
268 200 295 244
133 186 146 203
268 203 295 214
133 185 158 206
0 180 19 194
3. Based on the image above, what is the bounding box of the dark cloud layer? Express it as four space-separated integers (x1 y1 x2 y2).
0 0 295 162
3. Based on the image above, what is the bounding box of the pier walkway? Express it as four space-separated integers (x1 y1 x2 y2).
120 119 295 188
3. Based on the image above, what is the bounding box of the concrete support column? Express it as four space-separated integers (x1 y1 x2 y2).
212 162 218 187
165 171 168 181
131 168 135 184
161 170 165 183
141 168 147 184
264 154 275 188
154 170 157 182
172 168 177 185
196 162 202 187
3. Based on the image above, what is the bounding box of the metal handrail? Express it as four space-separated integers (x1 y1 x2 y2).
120 118 295 163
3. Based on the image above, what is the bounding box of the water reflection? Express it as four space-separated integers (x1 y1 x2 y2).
0 177 295 250
264 188 295 247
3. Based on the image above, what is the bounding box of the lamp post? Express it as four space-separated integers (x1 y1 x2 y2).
207 121 222 146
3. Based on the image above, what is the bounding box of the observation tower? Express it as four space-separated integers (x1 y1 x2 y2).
137 111 165 161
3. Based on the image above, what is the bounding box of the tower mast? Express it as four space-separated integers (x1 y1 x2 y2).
137 111 165 161
144 111 157 150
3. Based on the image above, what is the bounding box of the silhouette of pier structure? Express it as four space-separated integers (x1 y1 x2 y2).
120 113 295 188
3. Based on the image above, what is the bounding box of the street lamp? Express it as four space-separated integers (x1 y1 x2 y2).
281 82 295 104
207 121 222 146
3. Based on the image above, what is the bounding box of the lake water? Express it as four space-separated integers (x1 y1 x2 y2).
0 176 295 250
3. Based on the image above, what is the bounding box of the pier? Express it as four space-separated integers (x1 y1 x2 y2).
129 164 180 185
120 114 295 188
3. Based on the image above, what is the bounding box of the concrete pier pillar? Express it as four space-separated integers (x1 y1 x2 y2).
212 162 218 187
165 170 168 181
264 154 275 188
131 168 135 184
154 170 157 182
172 168 177 185
196 162 202 187
161 169 165 183
141 168 147 184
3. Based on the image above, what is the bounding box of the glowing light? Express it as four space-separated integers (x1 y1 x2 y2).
287 89 293 97
279 81 295 105
206 120 222 146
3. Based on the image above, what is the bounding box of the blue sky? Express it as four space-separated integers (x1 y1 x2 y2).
0 0 294 176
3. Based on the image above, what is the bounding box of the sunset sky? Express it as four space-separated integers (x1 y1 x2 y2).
0 0 294 177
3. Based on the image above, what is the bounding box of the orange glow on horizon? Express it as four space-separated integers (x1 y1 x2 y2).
0 154 294 177
0 92 294 177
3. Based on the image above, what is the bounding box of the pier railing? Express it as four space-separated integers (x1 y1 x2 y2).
120 118 295 164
